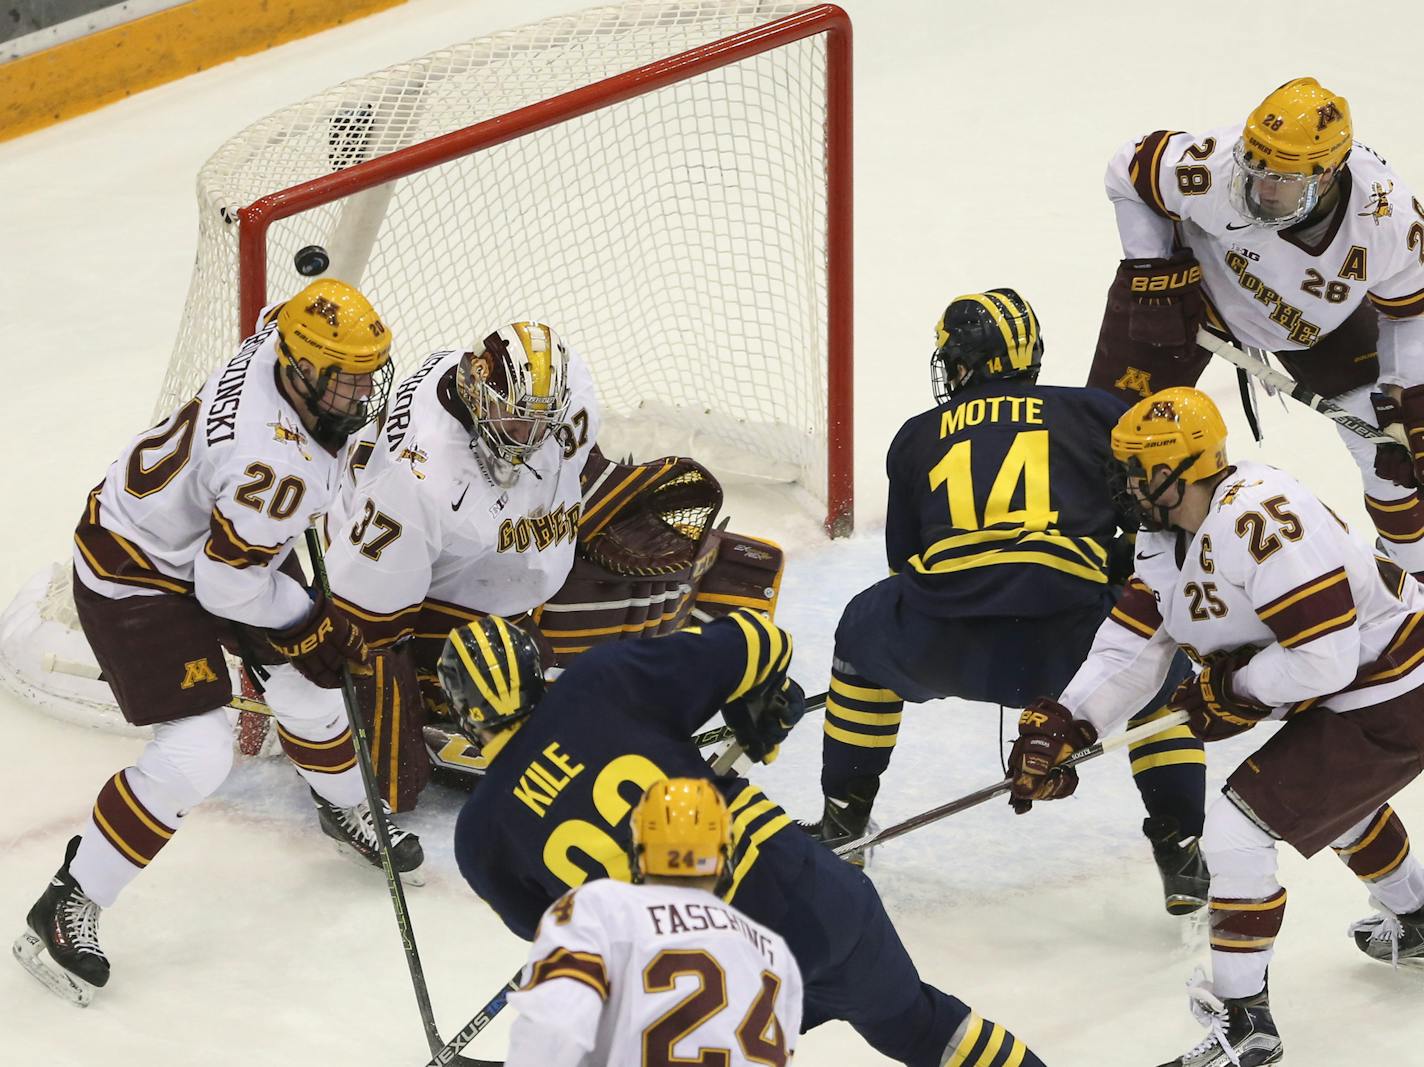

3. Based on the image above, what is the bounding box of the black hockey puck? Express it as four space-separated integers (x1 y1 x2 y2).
294 245 330 277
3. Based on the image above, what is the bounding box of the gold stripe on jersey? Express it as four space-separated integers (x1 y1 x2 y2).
1108 577 1163 638
75 487 193 594
724 785 791 904
944 1013 1028 1067
204 507 284 570
725 609 791 702
1127 130 1186 221
909 528 1108 584
1369 285 1424 318
1365 493 1424 544
332 594 420 647
523 947 611 1001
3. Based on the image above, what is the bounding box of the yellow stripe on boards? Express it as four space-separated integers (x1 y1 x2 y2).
1 0 406 143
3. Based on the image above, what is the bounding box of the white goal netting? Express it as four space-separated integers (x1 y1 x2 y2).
1 0 850 732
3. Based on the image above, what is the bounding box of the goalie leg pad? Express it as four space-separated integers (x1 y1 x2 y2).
352 645 430 812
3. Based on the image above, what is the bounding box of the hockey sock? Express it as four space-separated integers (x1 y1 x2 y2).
821 661 902 801
1126 703 1206 837
1333 805 1424 914
1364 492 1424 575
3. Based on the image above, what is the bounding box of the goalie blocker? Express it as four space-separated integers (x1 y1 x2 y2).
370 449 785 801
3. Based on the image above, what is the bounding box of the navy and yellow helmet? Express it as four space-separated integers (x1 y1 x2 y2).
437 616 545 746
931 288 1044 403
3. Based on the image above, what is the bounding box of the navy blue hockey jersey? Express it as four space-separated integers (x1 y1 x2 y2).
885 380 1127 618
453 614 805 942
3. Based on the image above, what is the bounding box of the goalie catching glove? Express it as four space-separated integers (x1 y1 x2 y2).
1170 647 1270 742
1007 698 1098 814
266 591 369 689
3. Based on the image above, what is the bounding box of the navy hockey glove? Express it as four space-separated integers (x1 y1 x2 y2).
722 677 808 765
1370 388 1424 488
1171 648 1270 742
1008 698 1097 814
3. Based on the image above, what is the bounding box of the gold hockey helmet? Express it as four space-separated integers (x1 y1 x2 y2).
1231 78 1352 227
276 278 393 442
456 322 573 473
1111 387 1229 529
630 778 733 884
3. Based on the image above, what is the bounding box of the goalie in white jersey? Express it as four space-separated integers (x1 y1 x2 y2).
1086 77 1424 578
263 320 602 809
13 279 424 1009
1007 388 1424 1067
505 777 802 1067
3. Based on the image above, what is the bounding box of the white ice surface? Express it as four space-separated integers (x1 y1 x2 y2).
3 1 1424 1063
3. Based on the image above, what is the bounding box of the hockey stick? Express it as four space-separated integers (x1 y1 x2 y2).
421 736 749 1066
1196 328 1405 447
833 709 1192 858
302 528 449 1059
690 689 828 749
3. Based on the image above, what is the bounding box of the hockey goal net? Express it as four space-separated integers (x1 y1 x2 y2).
0 0 851 733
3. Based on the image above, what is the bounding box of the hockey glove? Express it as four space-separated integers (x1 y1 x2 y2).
1118 252 1205 358
1171 648 1270 742
267 592 369 689
1370 388 1424 489
722 677 808 765
1007 698 1097 814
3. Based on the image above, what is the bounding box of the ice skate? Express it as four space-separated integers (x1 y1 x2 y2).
311 789 425 886
1155 973 1282 1067
12 836 109 1007
800 793 876 868
1144 815 1209 916
1348 899 1424 967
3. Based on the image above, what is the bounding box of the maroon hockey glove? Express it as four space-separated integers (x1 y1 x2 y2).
267 592 369 689
1117 252 1205 358
1171 648 1270 742
1007 698 1098 814
1370 388 1424 489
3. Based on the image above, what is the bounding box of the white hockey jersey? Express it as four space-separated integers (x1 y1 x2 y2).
505 879 802 1067
72 304 339 630
1107 126 1424 383
1061 461 1424 735
322 346 601 644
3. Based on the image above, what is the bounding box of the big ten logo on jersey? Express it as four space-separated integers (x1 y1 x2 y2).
539 753 669 888
938 394 1044 438
1222 250 1323 346
498 502 580 553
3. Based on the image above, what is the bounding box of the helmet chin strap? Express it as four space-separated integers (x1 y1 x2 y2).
1141 454 1198 531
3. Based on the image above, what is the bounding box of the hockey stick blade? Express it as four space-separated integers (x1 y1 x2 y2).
1196 329 1404 447
833 709 1192 857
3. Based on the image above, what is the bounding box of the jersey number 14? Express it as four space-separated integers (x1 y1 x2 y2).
928 430 1059 531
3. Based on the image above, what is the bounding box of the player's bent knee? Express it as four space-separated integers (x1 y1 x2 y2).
1201 797 1278 890
138 710 236 805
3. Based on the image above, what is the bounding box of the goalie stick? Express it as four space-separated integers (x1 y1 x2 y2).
421 737 749 1066
833 709 1192 859
1196 328 1405 448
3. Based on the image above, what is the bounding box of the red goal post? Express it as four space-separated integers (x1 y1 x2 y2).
226 1 853 534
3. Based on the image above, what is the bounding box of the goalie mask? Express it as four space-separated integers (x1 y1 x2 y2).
931 288 1043 403
276 278 394 447
456 322 572 480
1109 387 1229 531
629 778 733 891
437 616 546 751
1230 77 1352 229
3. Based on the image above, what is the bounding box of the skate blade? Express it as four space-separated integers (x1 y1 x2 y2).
1177 906 1210 954
12 930 96 1007
1165 893 1207 917
330 840 426 888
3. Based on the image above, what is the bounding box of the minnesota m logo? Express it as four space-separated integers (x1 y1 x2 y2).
1114 367 1154 398
1316 102 1343 131
180 658 219 689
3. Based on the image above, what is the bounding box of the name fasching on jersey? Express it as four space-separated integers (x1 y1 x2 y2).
324 346 602 621
74 305 342 628
1137 461 1424 716
508 879 802 1065
1125 125 1424 354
